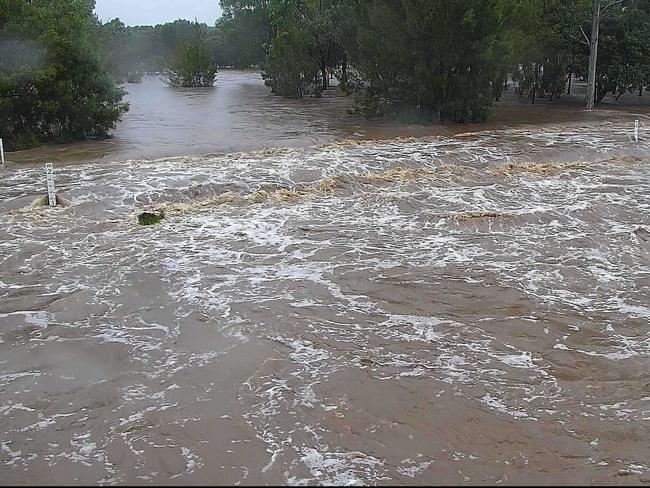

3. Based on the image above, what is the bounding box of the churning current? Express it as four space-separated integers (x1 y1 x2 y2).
1 73 650 485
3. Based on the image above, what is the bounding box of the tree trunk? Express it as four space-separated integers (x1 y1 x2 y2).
567 72 572 95
640 85 643 96
322 67 328 91
586 0 600 110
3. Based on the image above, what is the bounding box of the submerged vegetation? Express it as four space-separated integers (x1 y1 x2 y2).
219 0 650 121
165 21 217 87
0 0 129 151
2 0 650 150
138 210 165 226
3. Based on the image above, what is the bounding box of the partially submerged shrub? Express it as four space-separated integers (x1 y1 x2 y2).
138 210 165 226
165 21 217 87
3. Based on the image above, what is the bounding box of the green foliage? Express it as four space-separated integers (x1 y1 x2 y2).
0 0 129 150
503 0 650 104
262 0 347 97
501 0 581 103
95 20 197 76
216 0 269 67
222 0 650 118
95 8 267 75
138 210 165 226
578 1 650 101
95 17 129 82
263 27 320 97
231 0 507 121
348 0 503 122
165 21 218 87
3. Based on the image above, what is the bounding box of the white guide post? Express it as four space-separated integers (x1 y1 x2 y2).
634 120 639 142
45 163 57 207
0 138 5 165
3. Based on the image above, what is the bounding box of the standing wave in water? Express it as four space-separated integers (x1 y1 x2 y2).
1 121 650 485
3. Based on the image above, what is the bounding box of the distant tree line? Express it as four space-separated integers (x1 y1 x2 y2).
219 0 650 122
96 17 266 82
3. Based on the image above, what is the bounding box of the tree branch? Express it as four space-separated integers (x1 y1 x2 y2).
579 25 591 45
602 0 624 15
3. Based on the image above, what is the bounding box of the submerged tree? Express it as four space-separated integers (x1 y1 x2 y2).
262 0 346 97
217 0 650 117
0 0 129 151
216 0 269 68
503 0 580 104
581 0 650 106
349 0 505 122
165 21 217 87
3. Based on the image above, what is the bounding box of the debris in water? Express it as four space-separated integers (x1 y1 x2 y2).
494 161 590 176
361 166 437 183
317 175 348 192
633 226 650 242
424 211 507 221
32 193 71 207
455 211 504 221
138 210 165 226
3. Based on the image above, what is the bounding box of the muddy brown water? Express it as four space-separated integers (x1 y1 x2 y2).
1 71 650 485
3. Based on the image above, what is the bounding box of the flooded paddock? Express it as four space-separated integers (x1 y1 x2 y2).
1 72 650 485
7 70 649 167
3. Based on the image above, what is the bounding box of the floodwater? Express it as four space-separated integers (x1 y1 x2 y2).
2 72 650 485
7 70 648 166
7 71 360 166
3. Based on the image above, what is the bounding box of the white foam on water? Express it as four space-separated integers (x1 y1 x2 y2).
2 122 650 483
298 448 386 486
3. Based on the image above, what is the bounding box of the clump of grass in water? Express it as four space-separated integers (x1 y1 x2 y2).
138 210 165 226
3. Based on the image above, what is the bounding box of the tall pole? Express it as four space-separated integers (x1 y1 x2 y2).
586 0 600 110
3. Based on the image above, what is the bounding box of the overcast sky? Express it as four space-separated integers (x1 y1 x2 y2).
94 0 222 26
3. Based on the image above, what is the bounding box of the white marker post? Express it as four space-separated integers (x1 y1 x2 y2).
634 120 640 142
0 138 4 165
45 163 57 207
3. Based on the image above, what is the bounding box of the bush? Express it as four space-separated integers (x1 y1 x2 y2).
137 210 165 226
0 0 129 150
165 21 217 88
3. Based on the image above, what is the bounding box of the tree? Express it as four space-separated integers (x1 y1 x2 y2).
262 0 346 97
218 0 650 119
216 0 269 67
0 0 129 150
503 0 577 104
96 18 130 82
165 20 217 87
348 0 504 122
585 0 627 108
